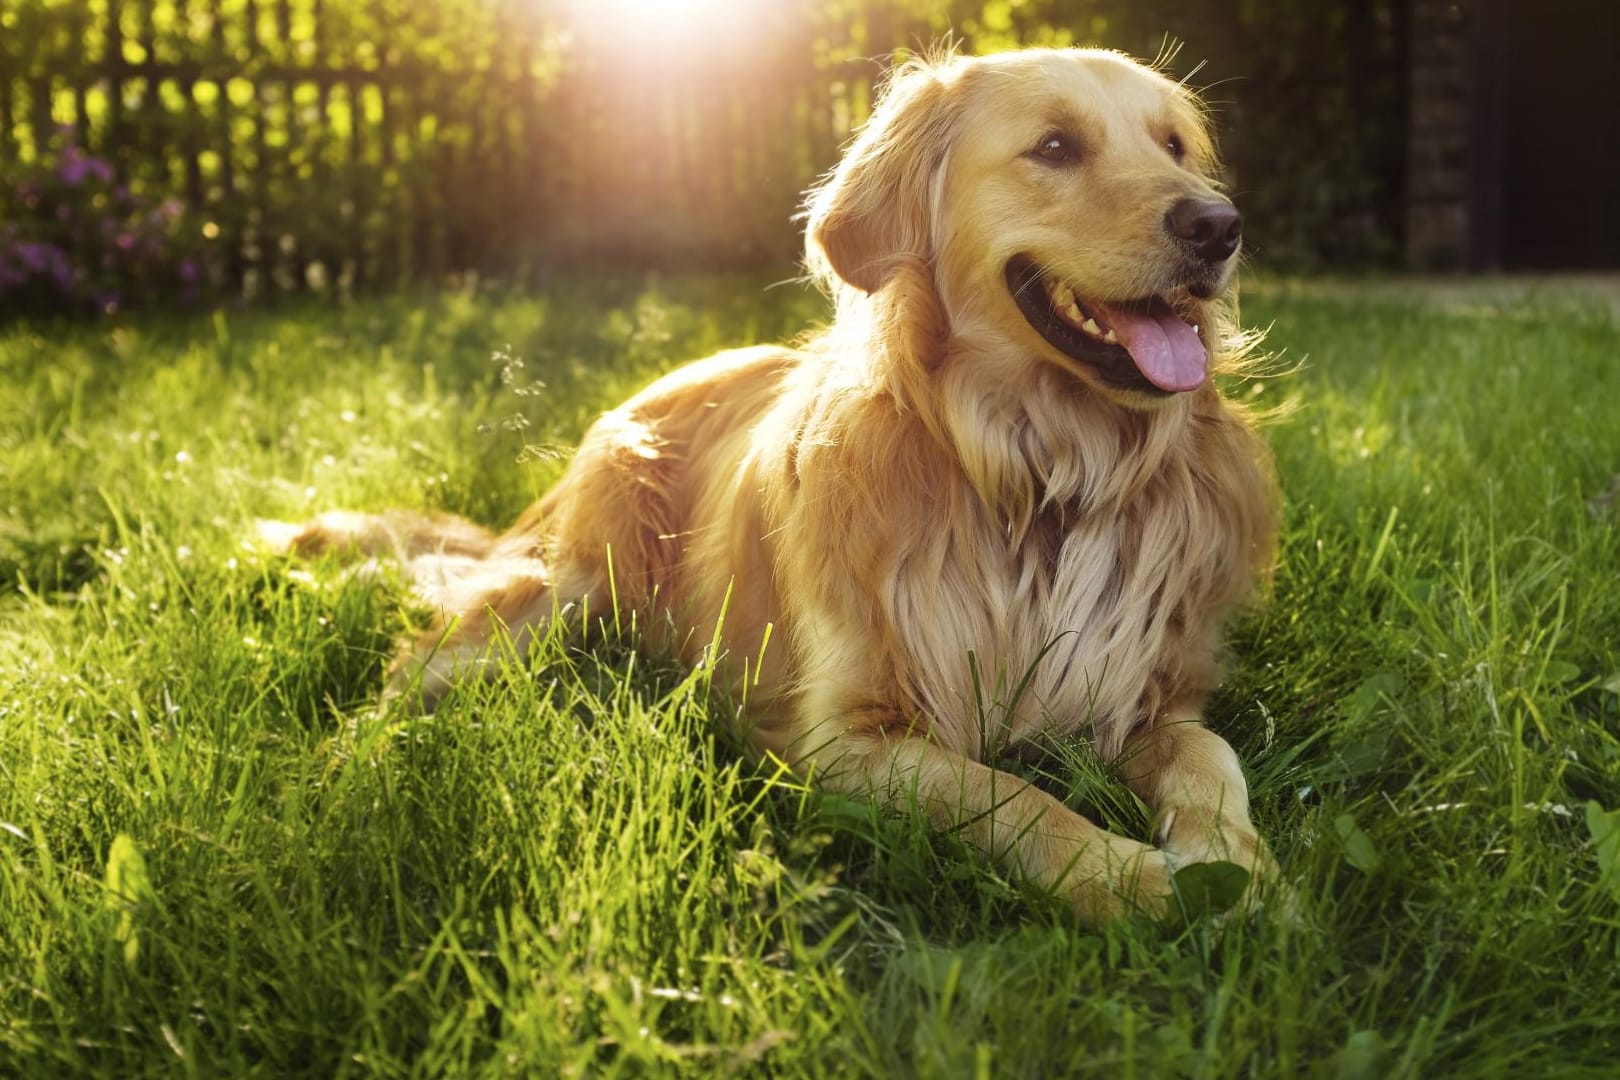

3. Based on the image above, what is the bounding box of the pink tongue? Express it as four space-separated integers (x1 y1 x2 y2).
1093 298 1207 392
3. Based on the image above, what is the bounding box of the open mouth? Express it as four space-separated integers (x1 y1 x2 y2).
1004 257 1207 395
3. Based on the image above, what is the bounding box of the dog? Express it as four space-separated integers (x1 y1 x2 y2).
262 47 1280 923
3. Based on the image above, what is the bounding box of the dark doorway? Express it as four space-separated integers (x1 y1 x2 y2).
1499 0 1620 268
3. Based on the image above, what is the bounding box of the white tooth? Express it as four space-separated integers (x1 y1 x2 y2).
1102 328 1118 344
1082 318 1103 337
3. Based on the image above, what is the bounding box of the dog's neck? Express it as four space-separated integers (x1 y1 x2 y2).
938 351 1200 538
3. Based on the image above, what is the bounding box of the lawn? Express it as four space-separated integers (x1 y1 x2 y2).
2 274 1618 1078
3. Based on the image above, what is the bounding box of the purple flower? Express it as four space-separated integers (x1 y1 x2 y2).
16 240 51 272
57 147 90 186
8 241 73 290
3 141 204 312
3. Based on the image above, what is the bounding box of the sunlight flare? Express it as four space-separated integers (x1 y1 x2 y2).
569 0 745 37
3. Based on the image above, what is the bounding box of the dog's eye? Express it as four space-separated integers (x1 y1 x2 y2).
1032 133 1075 165
1166 134 1185 161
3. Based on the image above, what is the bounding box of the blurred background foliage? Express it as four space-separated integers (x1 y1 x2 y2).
0 0 1411 314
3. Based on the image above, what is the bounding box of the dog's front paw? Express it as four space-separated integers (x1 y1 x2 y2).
1067 845 1176 924
1161 820 1290 922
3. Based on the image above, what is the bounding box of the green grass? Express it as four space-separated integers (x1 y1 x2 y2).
2 274 1619 1078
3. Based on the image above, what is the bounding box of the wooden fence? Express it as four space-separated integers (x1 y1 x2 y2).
0 0 990 294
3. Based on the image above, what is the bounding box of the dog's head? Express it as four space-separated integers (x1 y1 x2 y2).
806 48 1240 406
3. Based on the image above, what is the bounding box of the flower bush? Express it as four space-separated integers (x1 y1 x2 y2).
0 126 205 317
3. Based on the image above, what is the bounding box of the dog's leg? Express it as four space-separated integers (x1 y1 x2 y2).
1117 714 1277 892
804 721 1173 923
386 555 608 710
258 509 497 561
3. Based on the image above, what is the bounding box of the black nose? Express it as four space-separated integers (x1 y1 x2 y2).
1165 197 1242 263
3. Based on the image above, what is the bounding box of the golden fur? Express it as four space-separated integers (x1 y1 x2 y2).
265 48 1280 922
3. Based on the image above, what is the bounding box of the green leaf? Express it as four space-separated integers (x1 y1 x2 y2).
1586 802 1620 902
1600 672 1620 697
104 833 152 967
1341 673 1404 727
1336 1029 1385 1080
1323 734 1388 782
1167 860 1250 922
1542 660 1581 686
1333 813 1381 873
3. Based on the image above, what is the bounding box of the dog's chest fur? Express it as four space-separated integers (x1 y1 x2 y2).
764 356 1269 767
872 404 1261 762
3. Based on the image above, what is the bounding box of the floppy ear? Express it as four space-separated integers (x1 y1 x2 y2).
805 60 956 294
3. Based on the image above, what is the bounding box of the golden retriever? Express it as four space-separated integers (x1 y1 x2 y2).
263 47 1279 923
